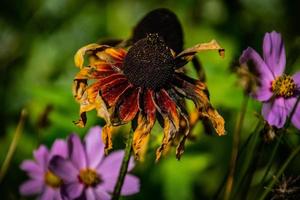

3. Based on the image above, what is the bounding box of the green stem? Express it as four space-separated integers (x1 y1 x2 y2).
0 109 27 184
224 95 249 200
112 129 134 200
259 133 283 186
258 145 300 200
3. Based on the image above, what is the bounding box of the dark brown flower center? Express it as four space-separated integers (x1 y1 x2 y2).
123 33 175 90
78 169 101 187
44 170 63 188
271 75 296 98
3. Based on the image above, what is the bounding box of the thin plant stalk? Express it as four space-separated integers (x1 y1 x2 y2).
224 95 249 200
0 109 27 183
112 129 134 200
258 145 300 200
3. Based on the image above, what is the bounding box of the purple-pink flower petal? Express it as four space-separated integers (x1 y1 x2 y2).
292 71 300 88
262 97 288 128
68 134 87 169
20 160 44 180
94 186 111 200
33 145 49 172
263 31 286 76
120 174 140 195
292 104 300 129
49 156 78 182
49 139 68 159
253 86 273 101
39 187 57 200
239 47 274 85
19 179 44 196
84 126 104 168
85 188 97 200
62 182 84 199
98 151 135 178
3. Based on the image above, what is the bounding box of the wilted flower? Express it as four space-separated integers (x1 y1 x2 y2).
269 175 300 200
240 31 300 129
49 126 139 200
19 140 68 200
72 10 225 160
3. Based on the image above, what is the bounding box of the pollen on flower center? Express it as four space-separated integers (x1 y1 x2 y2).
123 33 175 90
44 170 63 188
78 169 101 187
272 75 296 98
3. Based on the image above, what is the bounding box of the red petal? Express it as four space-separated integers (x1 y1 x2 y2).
156 89 179 124
119 87 141 122
144 89 156 124
98 73 127 88
101 80 132 106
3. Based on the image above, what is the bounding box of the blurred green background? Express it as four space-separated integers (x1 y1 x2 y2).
1 0 300 199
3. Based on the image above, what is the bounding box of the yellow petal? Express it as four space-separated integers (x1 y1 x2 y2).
74 43 108 68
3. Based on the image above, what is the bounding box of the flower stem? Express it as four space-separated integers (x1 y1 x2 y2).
0 109 27 184
112 129 134 200
224 95 249 200
258 145 300 200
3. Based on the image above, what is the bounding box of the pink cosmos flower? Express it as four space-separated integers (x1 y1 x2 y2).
19 139 68 200
240 31 300 129
49 126 140 200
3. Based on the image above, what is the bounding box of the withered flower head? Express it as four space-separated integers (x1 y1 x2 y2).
269 175 300 200
72 12 225 161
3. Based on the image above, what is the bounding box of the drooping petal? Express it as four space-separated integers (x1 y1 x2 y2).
74 44 109 68
68 134 87 169
240 47 274 86
20 160 44 180
155 115 178 161
84 126 104 168
118 87 140 123
61 182 84 199
175 40 224 68
173 74 225 136
49 139 68 159
156 89 180 131
132 89 156 160
19 179 44 196
263 31 286 76
98 151 135 178
49 156 78 182
33 145 49 172
94 186 111 200
292 71 300 88
262 98 288 128
252 86 273 101
39 187 57 200
85 188 97 200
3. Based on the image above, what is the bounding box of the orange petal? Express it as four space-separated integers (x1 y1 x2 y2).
118 87 141 123
133 113 155 160
102 124 113 154
75 65 115 80
155 116 178 162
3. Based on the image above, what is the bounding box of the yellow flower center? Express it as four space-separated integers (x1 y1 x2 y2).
44 170 63 188
272 75 296 98
78 169 101 187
